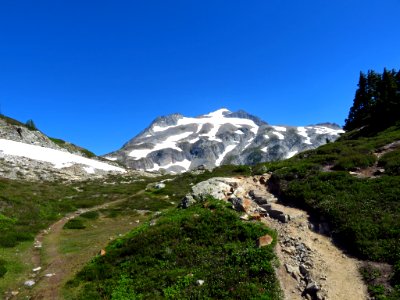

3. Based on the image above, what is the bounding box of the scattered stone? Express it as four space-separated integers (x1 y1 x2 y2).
259 176 267 185
305 281 320 293
299 264 309 277
154 182 166 189
250 212 261 221
196 280 205 286
100 249 106 256
257 234 274 247
24 280 35 287
11 291 19 296
240 214 249 221
45 273 56 278
32 267 41 272
135 220 140 223
150 220 157 226
180 194 196 208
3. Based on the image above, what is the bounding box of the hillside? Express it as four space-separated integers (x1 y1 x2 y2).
0 114 125 181
258 124 400 299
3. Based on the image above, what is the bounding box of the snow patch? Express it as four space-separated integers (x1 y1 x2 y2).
297 127 312 145
0 139 125 173
129 131 193 159
285 150 298 158
215 144 238 166
147 159 192 172
272 131 285 140
261 146 268 152
104 156 118 161
272 126 287 132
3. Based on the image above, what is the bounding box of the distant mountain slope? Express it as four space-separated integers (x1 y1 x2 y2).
105 108 343 173
0 115 125 181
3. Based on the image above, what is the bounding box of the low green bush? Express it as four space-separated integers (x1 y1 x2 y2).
63 218 86 230
333 153 376 171
0 259 7 278
379 149 400 176
80 211 100 220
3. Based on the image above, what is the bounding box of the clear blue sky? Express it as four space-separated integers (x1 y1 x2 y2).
0 1 399 154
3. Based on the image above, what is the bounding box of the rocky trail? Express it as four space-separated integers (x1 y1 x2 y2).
183 175 369 300
6 192 144 300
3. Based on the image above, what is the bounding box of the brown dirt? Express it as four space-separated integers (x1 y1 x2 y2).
238 176 369 300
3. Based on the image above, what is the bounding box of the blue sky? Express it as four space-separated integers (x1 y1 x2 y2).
0 1 399 154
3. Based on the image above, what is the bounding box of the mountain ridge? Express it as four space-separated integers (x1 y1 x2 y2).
105 108 344 173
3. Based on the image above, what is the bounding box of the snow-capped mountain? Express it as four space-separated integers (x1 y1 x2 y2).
0 115 125 181
105 108 344 173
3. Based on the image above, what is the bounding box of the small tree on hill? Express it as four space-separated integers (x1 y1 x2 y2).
25 119 37 131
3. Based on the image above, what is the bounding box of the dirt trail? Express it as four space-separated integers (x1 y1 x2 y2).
10 192 144 300
238 176 368 300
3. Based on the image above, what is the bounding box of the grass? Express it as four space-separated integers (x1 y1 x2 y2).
66 199 281 300
0 241 35 294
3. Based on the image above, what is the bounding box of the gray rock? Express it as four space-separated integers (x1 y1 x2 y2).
180 195 196 208
24 280 35 287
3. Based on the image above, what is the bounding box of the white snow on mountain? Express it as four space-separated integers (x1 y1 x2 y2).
0 139 125 173
106 108 344 173
129 131 194 159
297 127 312 144
152 108 259 136
215 143 238 166
272 131 285 140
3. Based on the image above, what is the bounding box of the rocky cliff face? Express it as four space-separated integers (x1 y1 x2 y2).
105 108 344 173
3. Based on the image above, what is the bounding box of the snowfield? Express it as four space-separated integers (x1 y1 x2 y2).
0 139 125 173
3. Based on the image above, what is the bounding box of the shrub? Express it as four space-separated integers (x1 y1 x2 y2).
0 259 7 278
333 153 376 171
25 119 37 131
63 218 86 229
80 211 99 220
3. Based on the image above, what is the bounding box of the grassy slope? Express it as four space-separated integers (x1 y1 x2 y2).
253 124 400 299
0 175 172 292
66 199 281 300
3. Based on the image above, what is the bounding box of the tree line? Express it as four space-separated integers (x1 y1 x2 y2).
344 68 400 132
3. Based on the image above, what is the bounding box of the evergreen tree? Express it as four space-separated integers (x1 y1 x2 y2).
344 72 368 131
344 68 400 132
25 119 37 131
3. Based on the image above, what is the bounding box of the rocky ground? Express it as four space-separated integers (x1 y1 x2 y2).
183 174 369 300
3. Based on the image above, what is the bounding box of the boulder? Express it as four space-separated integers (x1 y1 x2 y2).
180 195 196 208
229 197 259 214
257 234 274 247
154 182 166 189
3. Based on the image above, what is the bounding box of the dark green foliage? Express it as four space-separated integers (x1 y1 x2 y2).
80 211 100 220
68 199 281 299
379 150 400 175
344 68 400 132
64 218 86 229
25 119 37 131
333 153 376 171
0 259 7 278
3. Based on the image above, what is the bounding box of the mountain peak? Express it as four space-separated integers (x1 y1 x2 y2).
203 108 232 118
105 109 344 173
